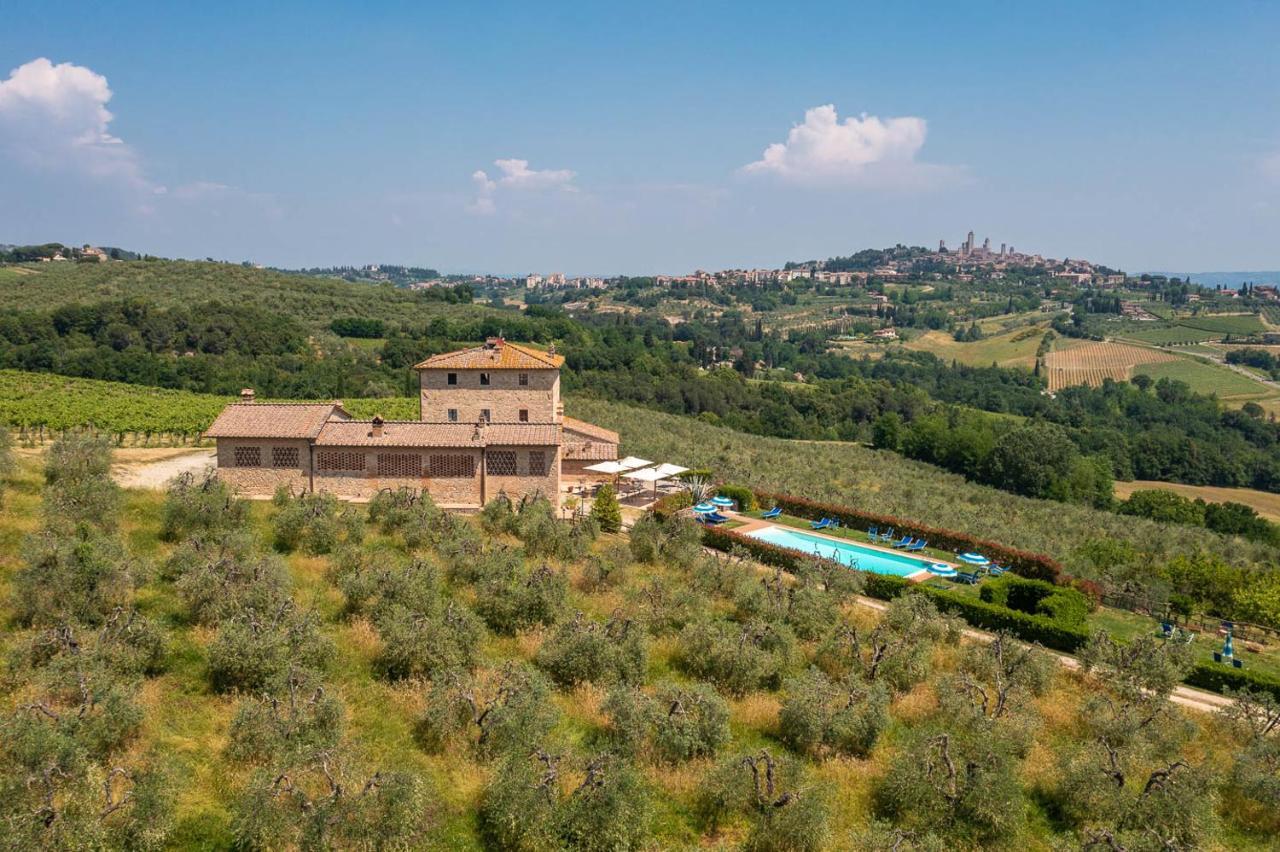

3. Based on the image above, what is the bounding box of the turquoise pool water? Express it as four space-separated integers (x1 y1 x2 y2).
744 526 933 578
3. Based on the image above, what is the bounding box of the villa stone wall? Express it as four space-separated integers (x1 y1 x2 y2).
311 447 484 506
419 368 560 424
214 438 311 496
484 446 561 509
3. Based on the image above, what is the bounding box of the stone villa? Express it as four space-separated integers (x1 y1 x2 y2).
205 338 619 509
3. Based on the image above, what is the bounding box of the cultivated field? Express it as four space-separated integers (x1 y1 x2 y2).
1042 340 1179 391
1114 479 1280 523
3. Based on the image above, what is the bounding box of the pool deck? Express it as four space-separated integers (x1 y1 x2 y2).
730 515 955 582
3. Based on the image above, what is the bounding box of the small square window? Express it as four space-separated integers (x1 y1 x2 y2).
448 408 458 422
234 446 261 467
528 450 547 476
519 409 529 422
447 373 457 386
518 373 529 386
480 409 491 422
479 372 491 386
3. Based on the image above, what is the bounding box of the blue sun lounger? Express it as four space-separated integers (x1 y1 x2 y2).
905 539 927 552
706 512 731 524
761 507 782 520
890 536 913 548
810 517 833 530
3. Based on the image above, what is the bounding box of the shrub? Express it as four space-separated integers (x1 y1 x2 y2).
175 547 291 626
979 575 1089 629
207 606 331 693
535 612 648 688
676 618 798 696
590 483 623 533
603 681 731 764
367 487 446 548
920 587 1090 653
479 493 515 534
475 562 568 635
160 471 247 542
42 430 122 531
14 528 135 627
628 513 665 563
1184 661 1280 702
696 750 829 851
225 669 344 763
581 543 633 592
271 491 363 555
418 663 558 758
373 602 484 681
716 483 756 511
779 669 890 759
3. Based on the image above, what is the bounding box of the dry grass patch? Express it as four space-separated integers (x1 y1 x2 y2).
891 681 939 723
729 691 781 738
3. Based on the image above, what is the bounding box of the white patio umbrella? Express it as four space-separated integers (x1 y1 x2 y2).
583 460 630 475
622 466 666 500
651 463 689 478
617 456 652 470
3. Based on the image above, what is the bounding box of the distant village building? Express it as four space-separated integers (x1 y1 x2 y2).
205 339 619 509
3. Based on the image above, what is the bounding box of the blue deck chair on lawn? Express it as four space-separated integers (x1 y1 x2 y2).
878 528 895 543
867 526 878 539
987 564 1006 577
906 539 927 552
761 507 782 520
810 517 832 530
890 536 913 548
1160 621 1174 639
706 512 730 524
956 570 982 585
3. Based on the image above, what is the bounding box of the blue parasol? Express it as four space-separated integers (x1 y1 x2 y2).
1222 629 1235 660
928 563 957 578
711 495 735 508
957 552 990 566
692 503 716 514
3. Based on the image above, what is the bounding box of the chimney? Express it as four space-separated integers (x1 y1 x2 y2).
371 415 384 438
485 336 504 349
240 388 255 403
548 342 556 357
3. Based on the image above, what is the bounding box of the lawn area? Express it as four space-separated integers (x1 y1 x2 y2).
1121 325 1219 345
1132 356 1275 401
894 324 1076 370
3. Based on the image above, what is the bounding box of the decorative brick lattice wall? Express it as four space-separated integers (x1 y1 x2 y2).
486 450 517 476
317 451 365 472
234 446 261 467
377 453 421 477
428 454 476 478
271 446 300 468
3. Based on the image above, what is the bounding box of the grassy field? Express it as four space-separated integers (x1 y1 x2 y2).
1132 357 1275 401
1121 325 1220 345
1114 480 1280 523
897 326 1053 369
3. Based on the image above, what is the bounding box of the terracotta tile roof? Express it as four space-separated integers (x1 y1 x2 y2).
564 441 618 460
562 416 619 445
315 421 561 448
204 402 346 439
413 340 565 370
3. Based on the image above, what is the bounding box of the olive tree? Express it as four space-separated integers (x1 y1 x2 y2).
535 612 648 688
814 594 958 693
208 603 332 693
476 561 568 635
418 663 559 758
160 470 247 542
42 430 122 531
696 750 829 852
602 680 730 763
677 617 798 697
779 668 890 759
14 528 135 627
226 668 345 764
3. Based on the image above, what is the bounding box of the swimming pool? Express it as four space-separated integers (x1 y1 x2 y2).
744 525 934 578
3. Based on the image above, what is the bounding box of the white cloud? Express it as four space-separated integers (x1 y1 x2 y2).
0 57 157 190
742 104 954 188
469 158 576 213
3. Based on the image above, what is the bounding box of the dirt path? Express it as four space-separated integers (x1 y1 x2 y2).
111 448 216 490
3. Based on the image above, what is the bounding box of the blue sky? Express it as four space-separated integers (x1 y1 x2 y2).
1 1 1278 274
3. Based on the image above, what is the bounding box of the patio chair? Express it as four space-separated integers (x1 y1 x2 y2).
987 564 1006 576
761 507 782 520
905 539 927 552
706 512 730 524
955 571 982 585
1213 652 1222 663
1160 621 1174 639
890 536 913 548
810 518 832 530
877 528 895 542
867 525 878 539
1233 658 1243 669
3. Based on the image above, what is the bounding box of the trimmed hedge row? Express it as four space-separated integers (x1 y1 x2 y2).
1184 661 1280 702
700 526 1089 653
753 490 1065 584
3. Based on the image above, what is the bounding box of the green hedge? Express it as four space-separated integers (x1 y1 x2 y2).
1184 661 1280 702
716 483 756 511
980 575 1089 629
